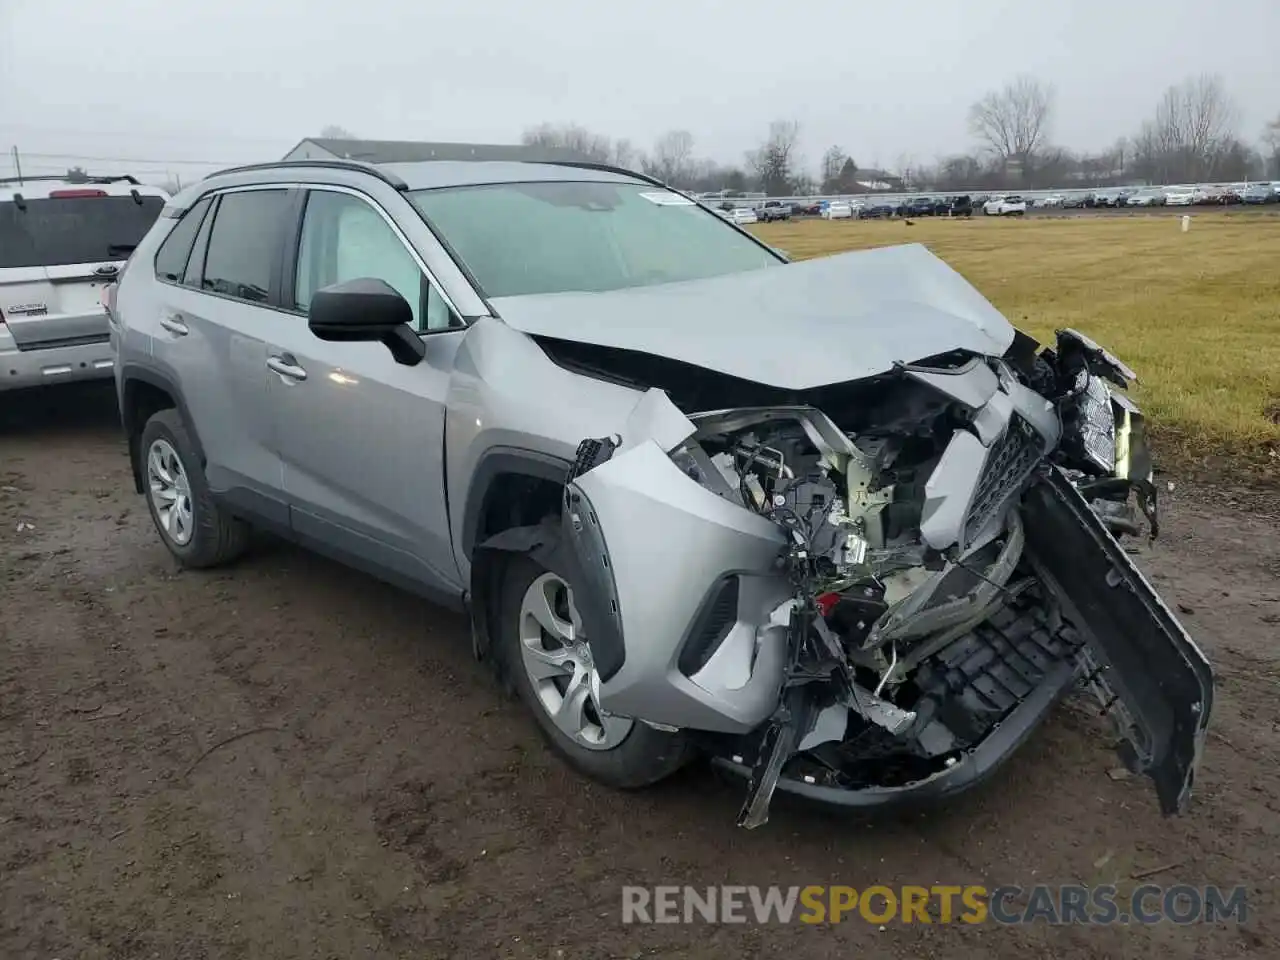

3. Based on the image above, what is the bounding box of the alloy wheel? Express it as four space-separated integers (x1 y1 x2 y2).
518 572 632 750
146 438 195 546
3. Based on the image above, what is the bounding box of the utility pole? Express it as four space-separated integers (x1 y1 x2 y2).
10 145 23 184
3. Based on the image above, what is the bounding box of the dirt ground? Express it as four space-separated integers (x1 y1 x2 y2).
2 384 1277 960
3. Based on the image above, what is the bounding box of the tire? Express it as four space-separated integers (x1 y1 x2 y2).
496 553 692 789
139 408 249 569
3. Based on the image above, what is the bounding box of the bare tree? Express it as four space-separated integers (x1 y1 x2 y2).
319 125 357 139
646 130 696 187
611 138 639 171
1182 75 1237 174
1263 115 1280 178
968 75 1054 172
520 123 614 163
792 171 817 196
894 153 919 188
747 120 801 196
820 146 847 189
1132 74 1238 182
935 154 984 190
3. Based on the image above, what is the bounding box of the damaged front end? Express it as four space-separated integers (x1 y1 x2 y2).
557 334 1213 828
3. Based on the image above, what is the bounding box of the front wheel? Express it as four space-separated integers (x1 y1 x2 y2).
497 554 692 789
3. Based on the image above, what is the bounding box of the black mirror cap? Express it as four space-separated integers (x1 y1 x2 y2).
308 277 413 337
307 277 425 366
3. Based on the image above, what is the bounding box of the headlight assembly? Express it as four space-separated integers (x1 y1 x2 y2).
1076 373 1117 473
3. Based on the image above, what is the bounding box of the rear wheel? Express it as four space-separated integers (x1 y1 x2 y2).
140 409 249 568
497 554 692 788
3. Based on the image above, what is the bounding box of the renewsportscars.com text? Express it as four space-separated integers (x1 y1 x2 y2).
621 884 1249 926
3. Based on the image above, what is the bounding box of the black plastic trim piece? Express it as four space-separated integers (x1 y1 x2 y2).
713 657 1075 810
460 448 572 559
216 486 291 533
182 194 219 289
17 332 110 351
117 364 206 492
277 187 309 314
0 174 141 186
678 576 740 677
560 484 626 682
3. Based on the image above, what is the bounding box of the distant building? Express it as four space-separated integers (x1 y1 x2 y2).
282 137 585 164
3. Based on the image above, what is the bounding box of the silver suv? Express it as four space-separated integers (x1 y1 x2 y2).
113 156 1212 828
2 175 167 392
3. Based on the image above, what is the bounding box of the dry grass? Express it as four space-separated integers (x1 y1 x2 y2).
751 213 1280 479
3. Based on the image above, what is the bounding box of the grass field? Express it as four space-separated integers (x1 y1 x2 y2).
751 213 1280 479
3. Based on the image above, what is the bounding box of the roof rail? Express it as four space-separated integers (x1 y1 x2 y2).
208 158 409 191
0 173 141 187
530 159 676 193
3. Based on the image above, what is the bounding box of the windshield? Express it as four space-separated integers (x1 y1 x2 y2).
409 181 780 298
0 195 164 269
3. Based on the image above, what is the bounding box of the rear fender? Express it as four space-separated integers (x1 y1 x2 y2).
1022 468 1214 814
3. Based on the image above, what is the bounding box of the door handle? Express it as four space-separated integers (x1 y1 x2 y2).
267 354 308 382
159 314 189 336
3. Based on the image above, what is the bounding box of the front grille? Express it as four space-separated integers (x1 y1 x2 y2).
964 414 1042 545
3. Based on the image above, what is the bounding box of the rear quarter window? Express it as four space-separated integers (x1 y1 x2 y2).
154 197 214 283
0 195 165 269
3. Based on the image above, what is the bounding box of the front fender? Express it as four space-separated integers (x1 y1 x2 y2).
564 440 791 733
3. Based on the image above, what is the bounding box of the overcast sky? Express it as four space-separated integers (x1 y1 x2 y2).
1 0 1277 183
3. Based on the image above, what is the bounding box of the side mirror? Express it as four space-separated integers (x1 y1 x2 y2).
307 277 426 366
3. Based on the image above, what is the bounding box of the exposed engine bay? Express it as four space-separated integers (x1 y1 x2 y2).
549 328 1212 829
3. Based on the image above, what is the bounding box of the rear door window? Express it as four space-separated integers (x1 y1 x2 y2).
0 195 165 268
200 190 288 304
154 197 213 283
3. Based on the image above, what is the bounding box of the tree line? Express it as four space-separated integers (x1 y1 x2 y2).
515 73 1279 195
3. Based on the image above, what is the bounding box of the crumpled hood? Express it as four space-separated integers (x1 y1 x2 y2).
488 243 1016 390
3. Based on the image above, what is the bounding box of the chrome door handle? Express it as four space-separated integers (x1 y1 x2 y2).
159 315 189 336
267 355 308 381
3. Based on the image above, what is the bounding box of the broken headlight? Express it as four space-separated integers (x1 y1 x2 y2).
1076 371 1117 473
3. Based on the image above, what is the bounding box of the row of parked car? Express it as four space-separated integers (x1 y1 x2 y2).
715 196 974 223
716 181 1280 224
1043 183 1280 208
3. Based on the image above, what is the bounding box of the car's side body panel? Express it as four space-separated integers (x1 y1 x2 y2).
444 317 645 583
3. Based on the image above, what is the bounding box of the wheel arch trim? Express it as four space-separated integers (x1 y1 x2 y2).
119 364 206 495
